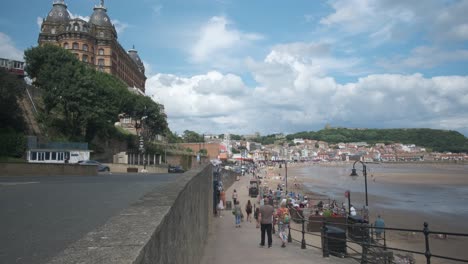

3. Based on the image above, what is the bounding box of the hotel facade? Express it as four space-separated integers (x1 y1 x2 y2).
38 0 146 92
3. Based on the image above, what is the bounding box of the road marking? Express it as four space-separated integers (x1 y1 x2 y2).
0 182 39 186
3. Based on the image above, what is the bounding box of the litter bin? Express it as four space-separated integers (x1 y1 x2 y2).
326 226 347 257
348 215 369 242
225 201 232 210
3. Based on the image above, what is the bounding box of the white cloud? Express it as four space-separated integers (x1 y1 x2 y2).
321 0 468 44
144 42 468 136
69 13 89 21
37 17 44 30
111 19 129 35
0 32 23 61
190 16 263 63
379 46 468 69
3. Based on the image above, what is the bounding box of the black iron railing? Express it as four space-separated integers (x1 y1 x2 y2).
283 206 468 264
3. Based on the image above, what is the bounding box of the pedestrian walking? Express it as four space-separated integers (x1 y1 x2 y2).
374 215 385 238
217 199 224 217
245 200 253 222
232 200 242 227
232 189 238 205
258 197 274 248
276 199 290 248
254 207 260 228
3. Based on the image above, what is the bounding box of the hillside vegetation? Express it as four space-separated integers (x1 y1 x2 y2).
1 44 170 159
285 128 468 153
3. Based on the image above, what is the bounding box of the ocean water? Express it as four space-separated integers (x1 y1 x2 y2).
293 164 468 217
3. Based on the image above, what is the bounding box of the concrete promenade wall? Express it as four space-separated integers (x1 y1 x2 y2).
0 163 97 176
108 163 168 173
47 164 213 264
218 169 239 191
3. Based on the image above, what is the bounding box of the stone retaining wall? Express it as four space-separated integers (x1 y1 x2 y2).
108 163 168 173
47 164 213 264
218 169 239 190
0 163 97 176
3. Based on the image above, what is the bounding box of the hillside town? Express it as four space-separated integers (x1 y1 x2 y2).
198 134 468 163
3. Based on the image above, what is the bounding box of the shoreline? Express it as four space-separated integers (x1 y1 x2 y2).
260 162 468 263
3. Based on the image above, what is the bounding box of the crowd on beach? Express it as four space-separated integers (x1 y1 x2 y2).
215 162 385 249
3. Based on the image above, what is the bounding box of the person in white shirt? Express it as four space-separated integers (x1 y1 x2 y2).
350 205 357 216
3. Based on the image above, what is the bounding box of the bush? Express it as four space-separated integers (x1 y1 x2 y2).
0 130 26 158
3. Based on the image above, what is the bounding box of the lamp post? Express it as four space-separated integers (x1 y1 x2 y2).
285 160 288 195
349 160 368 207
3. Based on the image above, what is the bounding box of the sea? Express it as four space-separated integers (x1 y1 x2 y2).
292 163 468 229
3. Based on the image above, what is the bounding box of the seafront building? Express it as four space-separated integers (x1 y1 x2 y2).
38 0 146 93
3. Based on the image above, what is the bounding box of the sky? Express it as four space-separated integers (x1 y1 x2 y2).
1 0 468 136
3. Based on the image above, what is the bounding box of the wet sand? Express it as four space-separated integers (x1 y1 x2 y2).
271 162 468 263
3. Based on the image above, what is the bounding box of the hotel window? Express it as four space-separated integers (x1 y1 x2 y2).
64 42 69 49
58 152 64 161
82 55 88 62
98 49 104 55
72 42 79 49
83 44 88 51
45 152 50 160
52 152 57 160
31 152 37 160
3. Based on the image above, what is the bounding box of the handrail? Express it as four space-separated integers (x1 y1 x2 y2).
283 204 468 263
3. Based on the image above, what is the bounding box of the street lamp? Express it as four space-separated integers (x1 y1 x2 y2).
350 160 368 207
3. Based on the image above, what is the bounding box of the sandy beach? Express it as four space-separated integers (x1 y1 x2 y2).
258 162 468 264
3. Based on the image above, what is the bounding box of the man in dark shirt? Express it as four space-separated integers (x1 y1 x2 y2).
259 197 274 247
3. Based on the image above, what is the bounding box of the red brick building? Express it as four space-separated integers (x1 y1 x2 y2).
38 0 146 92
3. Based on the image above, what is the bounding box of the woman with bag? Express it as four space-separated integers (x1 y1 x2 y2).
276 199 290 248
245 200 253 222
232 200 242 228
217 199 224 217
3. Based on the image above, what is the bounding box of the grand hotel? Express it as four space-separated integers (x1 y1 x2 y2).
38 0 146 93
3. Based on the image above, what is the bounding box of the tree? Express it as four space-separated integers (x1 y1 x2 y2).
182 130 203 143
24 44 169 143
0 68 26 132
0 69 26 157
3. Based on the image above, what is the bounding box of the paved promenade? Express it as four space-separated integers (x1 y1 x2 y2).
200 171 354 264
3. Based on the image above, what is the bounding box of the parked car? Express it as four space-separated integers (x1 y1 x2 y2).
78 160 110 172
168 165 185 173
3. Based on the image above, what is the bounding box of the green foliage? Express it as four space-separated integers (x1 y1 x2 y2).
230 134 242 140
0 129 26 158
252 134 280 145
182 130 204 143
0 69 26 132
287 128 468 152
24 44 169 145
167 131 183 143
199 149 208 155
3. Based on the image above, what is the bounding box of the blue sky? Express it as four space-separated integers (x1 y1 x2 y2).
1 0 468 136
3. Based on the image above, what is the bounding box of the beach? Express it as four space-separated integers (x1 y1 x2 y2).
262 162 468 263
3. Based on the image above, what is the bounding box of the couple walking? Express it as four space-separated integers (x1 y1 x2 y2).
258 197 290 248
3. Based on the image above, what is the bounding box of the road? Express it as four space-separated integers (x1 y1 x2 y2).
0 172 184 264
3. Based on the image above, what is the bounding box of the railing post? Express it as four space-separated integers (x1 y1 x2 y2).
361 223 368 264
383 228 387 250
321 220 329 257
424 222 431 264
288 220 292 242
301 218 306 249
